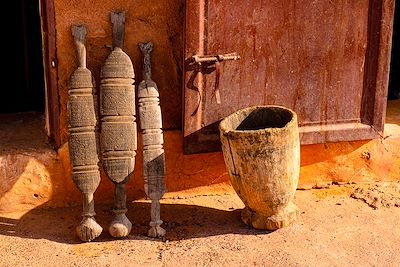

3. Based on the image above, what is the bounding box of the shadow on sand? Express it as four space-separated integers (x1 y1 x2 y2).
0 201 271 244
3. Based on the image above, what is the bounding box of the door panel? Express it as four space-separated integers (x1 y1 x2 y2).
183 0 394 154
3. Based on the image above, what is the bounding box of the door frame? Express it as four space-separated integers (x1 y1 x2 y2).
40 0 60 147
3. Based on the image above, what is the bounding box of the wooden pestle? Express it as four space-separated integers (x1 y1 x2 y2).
67 25 102 242
99 11 137 238
138 42 166 237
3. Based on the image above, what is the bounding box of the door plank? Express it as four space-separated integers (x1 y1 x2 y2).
183 0 394 154
41 0 61 147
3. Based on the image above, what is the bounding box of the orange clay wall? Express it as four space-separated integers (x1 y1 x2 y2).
56 0 184 143
1 124 399 213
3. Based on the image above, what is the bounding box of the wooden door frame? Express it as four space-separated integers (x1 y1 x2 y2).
40 0 60 148
361 0 395 135
183 0 395 154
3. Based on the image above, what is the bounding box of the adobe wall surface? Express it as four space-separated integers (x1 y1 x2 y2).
1 114 399 213
54 0 184 144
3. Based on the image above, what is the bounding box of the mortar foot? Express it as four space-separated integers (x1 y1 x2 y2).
241 202 300 230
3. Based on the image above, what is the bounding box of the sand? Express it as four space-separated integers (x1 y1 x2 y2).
0 182 399 267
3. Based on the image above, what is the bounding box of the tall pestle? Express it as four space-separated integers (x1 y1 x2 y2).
138 42 166 237
67 25 102 242
99 11 137 238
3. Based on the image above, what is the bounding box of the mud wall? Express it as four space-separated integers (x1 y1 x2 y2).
55 0 184 144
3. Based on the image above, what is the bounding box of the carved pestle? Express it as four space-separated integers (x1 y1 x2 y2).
138 42 167 237
67 25 102 242
100 11 137 238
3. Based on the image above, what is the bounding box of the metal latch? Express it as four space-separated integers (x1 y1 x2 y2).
191 53 240 104
192 53 240 65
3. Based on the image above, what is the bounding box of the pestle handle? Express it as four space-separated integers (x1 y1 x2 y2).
111 11 126 49
139 42 153 81
71 25 87 68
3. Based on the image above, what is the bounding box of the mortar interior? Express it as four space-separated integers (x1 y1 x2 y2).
224 106 294 132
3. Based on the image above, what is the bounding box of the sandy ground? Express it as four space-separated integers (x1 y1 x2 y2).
0 182 399 267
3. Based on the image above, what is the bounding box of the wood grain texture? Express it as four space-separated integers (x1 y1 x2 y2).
67 25 102 242
41 0 60 147
183 0 395 153
100 12 136 238
138 42 166 238
219 106 300 230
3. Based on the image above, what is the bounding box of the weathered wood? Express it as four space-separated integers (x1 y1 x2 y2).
184 0 395 154
219 106 300 230
67 25 102 242
41 0 60 147
138 42 166 238
100 11 136 238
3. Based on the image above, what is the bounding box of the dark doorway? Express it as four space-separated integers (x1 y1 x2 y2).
3 0 45 113
389 1 400 100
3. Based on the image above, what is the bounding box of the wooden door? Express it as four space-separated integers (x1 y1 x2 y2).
183 0 394 154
